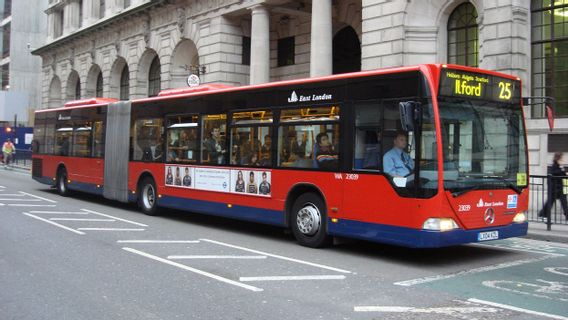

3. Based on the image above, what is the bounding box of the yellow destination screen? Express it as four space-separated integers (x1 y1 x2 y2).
439 69 520 103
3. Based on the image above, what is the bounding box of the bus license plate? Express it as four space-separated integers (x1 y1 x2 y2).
478 231 499 241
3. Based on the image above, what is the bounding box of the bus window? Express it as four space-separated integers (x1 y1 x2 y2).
278 106 340 170
166 114 199 163
44 112 56 155
353 101 383 170
201 114 227 165
132 118 164 162
93 121 105 158
55 125 72 156
230 110 273 167
72 121 93 157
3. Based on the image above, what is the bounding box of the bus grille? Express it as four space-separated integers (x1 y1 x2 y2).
32 158 43 178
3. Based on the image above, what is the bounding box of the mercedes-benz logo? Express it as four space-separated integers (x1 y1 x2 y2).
484 208 495 225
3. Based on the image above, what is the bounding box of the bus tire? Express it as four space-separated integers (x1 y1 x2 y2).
56 168 70 197
291 192 331 248
138 177 159 216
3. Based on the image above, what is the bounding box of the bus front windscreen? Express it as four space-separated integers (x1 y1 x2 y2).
437 97 528 194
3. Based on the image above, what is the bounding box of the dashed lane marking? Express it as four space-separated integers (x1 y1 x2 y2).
29 211 89 215
122 247 264 292
77 228 145 232
8 204 57 207
200 238 352 274
168 255 267 260
0 198 41 201
22 212 85 235
239 275 346 282
394 256 555 287
50 218 116 222
81 209 147 227
117 240 201 244
469 298 568 320
19 191 57 203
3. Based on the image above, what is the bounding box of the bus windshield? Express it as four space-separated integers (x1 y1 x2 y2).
437 97 527 194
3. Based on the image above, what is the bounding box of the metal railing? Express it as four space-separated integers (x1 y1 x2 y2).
1 148 32 168
529 175 568 230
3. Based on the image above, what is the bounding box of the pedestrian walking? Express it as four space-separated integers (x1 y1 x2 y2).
539 152 568 220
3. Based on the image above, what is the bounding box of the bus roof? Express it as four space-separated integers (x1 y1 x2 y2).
36 64 521 113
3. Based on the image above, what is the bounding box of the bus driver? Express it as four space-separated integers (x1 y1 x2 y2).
383 132 414 184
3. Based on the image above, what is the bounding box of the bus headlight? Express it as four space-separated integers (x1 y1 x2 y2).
422 218 459 231
513 212 527 223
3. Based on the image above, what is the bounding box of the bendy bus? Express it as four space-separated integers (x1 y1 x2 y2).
31 64 529 248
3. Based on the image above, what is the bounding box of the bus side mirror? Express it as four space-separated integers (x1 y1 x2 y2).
399 101 421 132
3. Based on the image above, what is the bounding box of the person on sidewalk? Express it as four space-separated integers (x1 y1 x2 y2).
2 138 15 169
539 152 568 220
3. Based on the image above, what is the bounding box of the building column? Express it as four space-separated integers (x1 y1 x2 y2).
250 5 270 85
310 0 332 77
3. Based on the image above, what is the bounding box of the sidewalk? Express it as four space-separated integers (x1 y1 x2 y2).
525 221 568 244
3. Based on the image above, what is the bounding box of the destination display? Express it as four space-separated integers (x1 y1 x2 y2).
439 69 520 103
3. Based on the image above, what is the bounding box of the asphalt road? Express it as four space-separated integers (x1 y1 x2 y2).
1 167 567 320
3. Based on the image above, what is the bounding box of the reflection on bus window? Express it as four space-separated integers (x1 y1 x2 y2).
166 115 199 163
72 122 92 157
133 118 163 162
201 114 227 165
55 126 72 156
353 100 382 170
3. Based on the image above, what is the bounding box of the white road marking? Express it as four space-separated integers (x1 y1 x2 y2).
0 198 41 201
545 267 568 276
469 298 568 320
19 191 57 203
394 256 554 286
122 247 263 292
240 275 345 282
117 240 201 244
353 305 498 314
77 228 145 231
0 203 4 206
29 211 89 215
168 255 267 260
22 213 85 235
0 194 25 196
8 204 57 207
200 239 351 274
81 209 148 227
474 242 566 256
50 218 116 222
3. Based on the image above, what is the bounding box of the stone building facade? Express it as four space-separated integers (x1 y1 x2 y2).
34 0 560 174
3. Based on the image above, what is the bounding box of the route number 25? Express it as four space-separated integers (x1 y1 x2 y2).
498 81 512 100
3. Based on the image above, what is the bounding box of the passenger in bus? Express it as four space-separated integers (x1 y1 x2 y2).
383 132 414 179
249 153 260 166
247 171 258 194
260 135 271 166
204 127 226 164
281 130 307 162
176 130 196 161
314 132 338 170
235 170 245 192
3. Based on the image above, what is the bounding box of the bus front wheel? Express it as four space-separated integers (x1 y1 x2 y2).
138 177 159 216
56 168 69 197
291 193 331 248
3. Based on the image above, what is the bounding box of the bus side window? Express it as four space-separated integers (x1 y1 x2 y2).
353 101 382 171
132 118 163 162
201 114 227 165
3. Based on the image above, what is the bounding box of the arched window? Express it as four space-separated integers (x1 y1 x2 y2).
120 65 129 100
96 72 103 97
75 79 81 100
447 2 478 67
148 56 161 97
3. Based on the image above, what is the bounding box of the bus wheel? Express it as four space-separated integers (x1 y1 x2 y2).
56 168 69 197
291 193 331 248
138 177 159 216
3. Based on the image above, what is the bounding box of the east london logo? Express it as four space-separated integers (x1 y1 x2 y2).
476 198 504 208
288 91 332 103
58 114 71 121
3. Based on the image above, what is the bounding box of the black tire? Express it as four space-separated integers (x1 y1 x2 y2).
290 192 331 248
138 177 159 216
56 168 70 197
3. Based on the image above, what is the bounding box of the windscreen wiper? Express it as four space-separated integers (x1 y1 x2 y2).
451 185 481 197
485 176 522 194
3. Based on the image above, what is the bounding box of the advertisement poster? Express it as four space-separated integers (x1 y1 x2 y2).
166 165 271 197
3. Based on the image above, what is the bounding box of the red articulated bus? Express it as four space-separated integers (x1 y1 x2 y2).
31 64 529 248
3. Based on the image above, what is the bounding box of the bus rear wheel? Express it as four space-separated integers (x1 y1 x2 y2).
56 168 69 197
138 177 159 216
291 193 331 248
